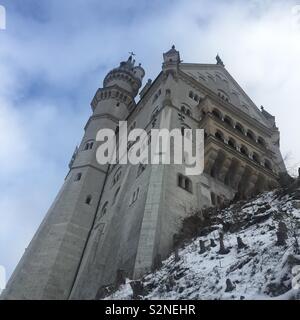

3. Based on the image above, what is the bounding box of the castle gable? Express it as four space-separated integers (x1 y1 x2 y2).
180 63 270 127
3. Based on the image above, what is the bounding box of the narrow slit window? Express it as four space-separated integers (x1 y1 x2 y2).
85 195 92 205
75 173 82 181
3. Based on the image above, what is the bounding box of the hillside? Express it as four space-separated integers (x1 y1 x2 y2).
106 182 300 300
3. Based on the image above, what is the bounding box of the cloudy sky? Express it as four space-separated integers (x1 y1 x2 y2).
0 0 299 279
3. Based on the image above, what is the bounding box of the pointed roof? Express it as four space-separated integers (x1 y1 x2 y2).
179 62 272 128
163 45 181 64
165 45 178 55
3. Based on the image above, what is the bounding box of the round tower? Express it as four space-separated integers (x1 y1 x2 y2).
103 55 145 97
0 55 146 300
77 55 145 170
90 55 145 121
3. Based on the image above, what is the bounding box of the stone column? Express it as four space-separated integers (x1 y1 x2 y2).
244 172 258 199
219 156 232 183
231 163 246 190
204 149 218 175
210 150 226 179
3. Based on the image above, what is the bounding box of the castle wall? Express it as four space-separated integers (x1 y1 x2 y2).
1 49 286 300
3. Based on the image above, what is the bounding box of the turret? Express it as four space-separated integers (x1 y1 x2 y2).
133 63 145 82
103 55 145 97
162 45 181 77
91 55 145 117
163 45 181 67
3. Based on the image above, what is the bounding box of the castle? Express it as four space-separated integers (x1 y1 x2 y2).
1 46 286 300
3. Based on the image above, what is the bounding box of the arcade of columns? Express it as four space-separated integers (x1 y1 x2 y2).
201 98 279 202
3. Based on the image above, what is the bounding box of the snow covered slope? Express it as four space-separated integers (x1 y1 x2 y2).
107 184 300 300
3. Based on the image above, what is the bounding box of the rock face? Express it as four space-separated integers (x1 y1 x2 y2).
225 279 235 292
276 222 288 246
237 236 247 249
106 186 300 300
199 240 206 254
218 232 230 255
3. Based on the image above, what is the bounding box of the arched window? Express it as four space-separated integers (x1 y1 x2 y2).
264 159 272 171
84 141 94 151
235 123 245 135
181 105 192 117
211 192 216 206
240 145 249 157
113 187 120 204
101 201 108 217
74 173 82 181
215 130 224 142
185 178 192 192
112 168 122 186
130 188 140 205
252 152 260 164
85 195 92 205
178 174 183 187
189 91 194 99
247 130 255 141
212 109 222 120
178 174 193 193
224 116 233 127
228 138 236 149
258 137 266 148
217 89 230 102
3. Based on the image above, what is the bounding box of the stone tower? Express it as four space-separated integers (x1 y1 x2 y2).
1 47 285 300
1 55 145 300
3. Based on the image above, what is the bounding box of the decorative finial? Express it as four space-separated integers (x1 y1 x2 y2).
261 105 264 111
129 51 136 57
216 54 225 67
172 45 175 49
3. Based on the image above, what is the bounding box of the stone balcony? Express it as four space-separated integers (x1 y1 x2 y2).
204 133 279 200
